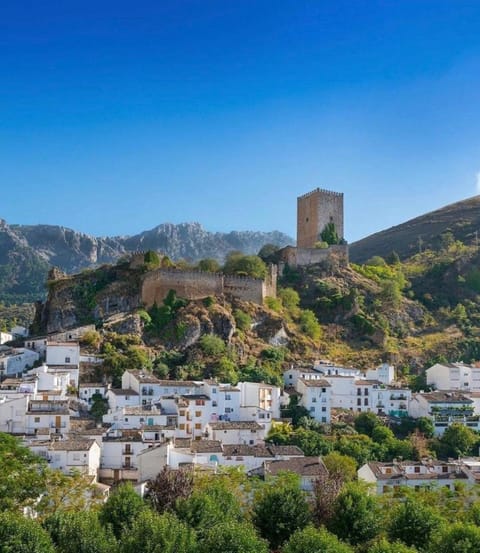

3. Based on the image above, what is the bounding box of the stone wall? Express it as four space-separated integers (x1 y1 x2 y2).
278 245 349 268
297 188 344 248
141 266 277 307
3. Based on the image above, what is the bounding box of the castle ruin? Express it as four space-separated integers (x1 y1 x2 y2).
141 265 277 307
297 188 344 248
278 187 348 268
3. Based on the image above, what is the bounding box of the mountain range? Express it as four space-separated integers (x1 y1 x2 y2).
0 219 293 304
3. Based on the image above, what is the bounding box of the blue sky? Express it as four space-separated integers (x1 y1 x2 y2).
1 1 480 242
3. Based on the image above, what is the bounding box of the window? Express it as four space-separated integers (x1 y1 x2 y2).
357 398 362 406
364 398 368 405
357 389 361 396
414 466 420 473
195 399 205 406
212 388 217 394
65 357 70 363
179 410 185 417
289 374 292 379
309 406 315 412
179 424 185 430
225 407 233 413
194 423 201 430
364 388 369 395
212 401 217 407
322 407 326 412
225 394 231 401
312 397 317 403
321 387 326 393
195 411 201 417
442 466 448 473
321 417 326 423
34 417 40 423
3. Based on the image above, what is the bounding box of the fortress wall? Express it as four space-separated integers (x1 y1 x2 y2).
295 245 348 266
142 269 224 307
224 275 265 304
141 267 277 307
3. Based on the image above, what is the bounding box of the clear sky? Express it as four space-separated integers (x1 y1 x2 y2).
1 1 480 242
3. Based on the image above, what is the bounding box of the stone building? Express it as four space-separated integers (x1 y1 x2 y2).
297 188 344 248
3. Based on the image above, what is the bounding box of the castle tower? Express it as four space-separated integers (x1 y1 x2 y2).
297 188 344 248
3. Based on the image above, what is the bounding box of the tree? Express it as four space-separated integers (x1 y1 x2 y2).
328 482 381 545
199 334 226 355
198 258 220 272
120 510 196 553
90 392 108 422
143 250 161 268
197 521 268 553
320 222 340 245
354 412 380 437
299 309 322 340
223 252 267 279
416 417 435 439
99 482 146 539
36 469 104 521
278 288 300 313
437 423 478 458
322 452 357 483
367 538 418 553
175 479 243 537
258 244 280 263
367 256 387 267
0 512 55 553
0 432 48 512
146 466 194 514
233 309 252 331
283 526 353 553
45 511 115 553
253 478 311 549
432 523 480 553
387 496 443 550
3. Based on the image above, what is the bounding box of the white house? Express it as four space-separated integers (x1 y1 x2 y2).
103 405 176 430
0 347 39 377
46 342 80 367
78 383 108 407
0 332 13 345
106 389 140 411
426 362 480 392
366 364 395 385
323 375 357 410
259 456 328 492
409 391 479 435
0 395 29 433
358 459 470 493
296 378 331 423
314 360 361 378
206 420 265 445
26 399 71 437
100 429 148 478
29 439 101 476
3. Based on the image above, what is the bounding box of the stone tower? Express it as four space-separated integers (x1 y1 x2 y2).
297 188 344 248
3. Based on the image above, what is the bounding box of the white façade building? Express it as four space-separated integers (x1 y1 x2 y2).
46 342 80 367
106 388 140 411
29 439 101 476
206 420 265 445
409 391 479 435
358 459 470 494
0 395 29 434
0 347 39 377
365 364 395 385
426 362 480 392
79 383 109 406
296 378 331 423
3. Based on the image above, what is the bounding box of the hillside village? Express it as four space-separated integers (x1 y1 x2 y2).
2 189 480 500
